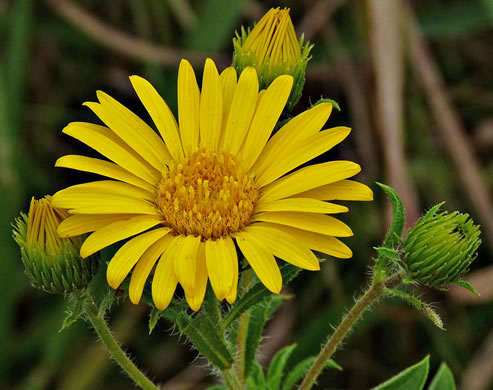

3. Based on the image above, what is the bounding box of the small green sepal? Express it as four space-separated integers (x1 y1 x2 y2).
374 247 401 264
312 97 341 111
453 280 480 296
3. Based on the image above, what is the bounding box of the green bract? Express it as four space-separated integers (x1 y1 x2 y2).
402 204 481 289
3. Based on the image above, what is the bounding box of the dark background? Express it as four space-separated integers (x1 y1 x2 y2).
1 0 492 389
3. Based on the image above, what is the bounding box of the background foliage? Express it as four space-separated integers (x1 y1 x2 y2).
1 0 492 389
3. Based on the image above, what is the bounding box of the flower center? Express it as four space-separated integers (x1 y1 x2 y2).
156 149 258 240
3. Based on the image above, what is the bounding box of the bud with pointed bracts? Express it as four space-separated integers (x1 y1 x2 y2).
232 7 312 112
402 203 481 290
13 196 99 294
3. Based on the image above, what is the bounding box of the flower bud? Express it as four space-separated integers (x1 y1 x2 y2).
13 196 99 294
402 204 481 289
232 7 312 112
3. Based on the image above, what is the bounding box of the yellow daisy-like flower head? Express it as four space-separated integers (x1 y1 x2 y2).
13 196 98 294
233 7 312 112
52 58 372 312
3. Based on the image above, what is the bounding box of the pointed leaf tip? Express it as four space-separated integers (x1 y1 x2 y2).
376 183 405 249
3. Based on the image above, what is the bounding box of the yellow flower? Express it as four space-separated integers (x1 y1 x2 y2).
52 58 372 311
233 7 312 111
13 196 98 294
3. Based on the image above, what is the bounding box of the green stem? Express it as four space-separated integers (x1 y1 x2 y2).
222 367 244 390
83 298 159 390
299 273 402 390
234 270 253 386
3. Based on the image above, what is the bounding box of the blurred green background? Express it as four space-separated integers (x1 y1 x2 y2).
1 0 493 389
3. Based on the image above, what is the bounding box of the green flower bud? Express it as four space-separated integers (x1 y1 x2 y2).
232 7 312 112
13 196 99 294
402 204 481 289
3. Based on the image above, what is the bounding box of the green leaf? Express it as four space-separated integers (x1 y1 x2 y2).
243 297 274 378
98 288 117 317
267 344 297 390
373 183 407 281
377 182 406 248
376 183 406 249
222 264 300 331
202 286 223 326
207 387 227 390
60 295 84 332
282 356 342 390
429 363 456 390
372 355 429 390
453 280 480 296
148 307 161 335
175 310 234 370
246 360 266 389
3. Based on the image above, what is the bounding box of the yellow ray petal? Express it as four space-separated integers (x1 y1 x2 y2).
152 236 181 310
259 161 361 203
51 192 159 216
86 91 171 171
57 214 134 237
255 127 351 188
253 211 353 237
80 215 166 258
254 198 348 214
178 59 200 155
220 67 258 154
63 122 159 185
242 224 319 271
238 75 293 170
174 235 201 296
219 67 237 132
129 75 184 162
53 180 154 202
199 58 222 151
185 242 209 311
107 227 169 288
295 180 374 201
252 102 332 173
55 155 155 192
235 232 282 294
129 234 174 304
261 223 352 258
205 238 235 301
224 237 239 304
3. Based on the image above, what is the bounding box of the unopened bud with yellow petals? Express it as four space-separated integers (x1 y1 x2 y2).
232 7 312 112
13 196 99 294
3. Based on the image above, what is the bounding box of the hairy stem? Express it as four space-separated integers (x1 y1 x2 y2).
234 270 254 386
299 273 402 390
222 367 244 390
83 298 159 390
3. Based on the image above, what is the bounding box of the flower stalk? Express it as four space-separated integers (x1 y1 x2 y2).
299 272 402 390
82 297 159 390
221 367 244 390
